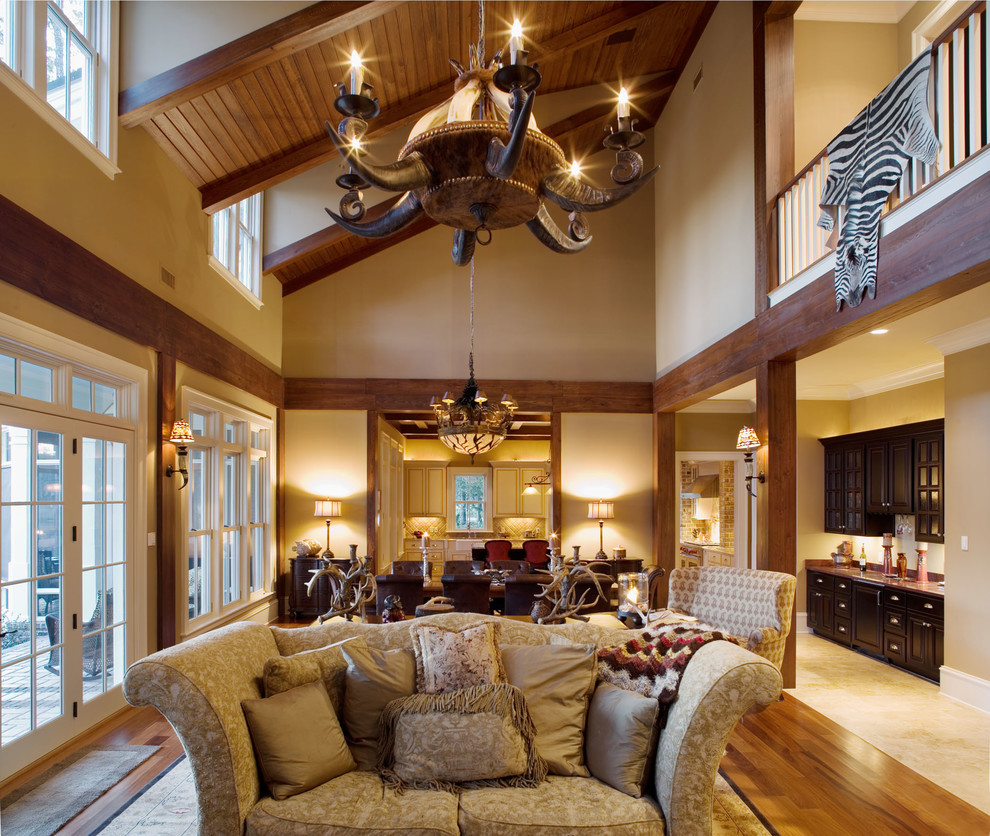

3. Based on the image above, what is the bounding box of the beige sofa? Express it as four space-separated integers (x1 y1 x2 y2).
666 566 796 669
123 613 781 835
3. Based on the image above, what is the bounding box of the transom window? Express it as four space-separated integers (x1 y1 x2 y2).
210 195 263 305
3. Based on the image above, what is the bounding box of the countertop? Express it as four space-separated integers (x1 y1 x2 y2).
805 560 944 598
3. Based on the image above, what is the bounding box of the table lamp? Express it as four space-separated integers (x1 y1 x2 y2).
588 500 615 559
314 499 342 558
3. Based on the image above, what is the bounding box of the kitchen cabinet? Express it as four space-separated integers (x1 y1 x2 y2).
914 432 944 543
492 463 546 517
822 442 886 536
904 592 944 681
405 462 447 517
852 580 883 655
703 548 734 567
807 571 851 644
865 437 913 514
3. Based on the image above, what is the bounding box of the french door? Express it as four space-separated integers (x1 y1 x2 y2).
0 406 132 780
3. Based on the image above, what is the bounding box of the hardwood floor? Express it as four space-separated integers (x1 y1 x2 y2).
721 693 990 835
4 685 987 835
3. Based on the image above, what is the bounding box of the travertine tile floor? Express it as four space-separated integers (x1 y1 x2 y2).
790 631 990 814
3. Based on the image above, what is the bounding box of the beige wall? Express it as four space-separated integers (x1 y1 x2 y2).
403 438 550 465
283 410 369 566
898 2 940 68
560 414 653 562
943 343 990 682
794 21 898 167
675 411 755 452
0 82 283 372
848 379 944 432
653 0 756 376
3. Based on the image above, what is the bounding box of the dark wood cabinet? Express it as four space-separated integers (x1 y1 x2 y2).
865 437 913 514
290 557 331 617
822 442 886 536
905 610 944 681
807 571 851 645
914 432 944 543
852 581 883 655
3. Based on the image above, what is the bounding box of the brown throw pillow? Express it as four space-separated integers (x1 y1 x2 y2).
501 643 598 776
410 621 506 694
340 638 417 770
585 681 660 797
241 681 355 800
263 639 353 715
377 683 547 792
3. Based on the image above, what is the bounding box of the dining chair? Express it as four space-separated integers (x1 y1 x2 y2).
503 572 546 616
373 574 426 617
484 540 512 564
522 539 550 569
440 573 492 614
442 560 483 574
390 560 424 575
489 559 528 574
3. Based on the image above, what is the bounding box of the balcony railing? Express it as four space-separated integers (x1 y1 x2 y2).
774 2 988 289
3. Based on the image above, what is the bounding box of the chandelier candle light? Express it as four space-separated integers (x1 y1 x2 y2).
323 0 657 264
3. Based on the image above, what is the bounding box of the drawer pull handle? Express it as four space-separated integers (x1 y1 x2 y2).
890 644 900 652
891 617 900 625
924 603 933 609
817 578 824 584
838 625 847 633
891 595 900 601
923 621 932 628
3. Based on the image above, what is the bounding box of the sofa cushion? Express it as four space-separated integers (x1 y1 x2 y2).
378 683 547 791
241 681 355 800
245 770 459 835
410 621 506 694
457 775 665 835
585 682 660 797
341 638 416 770
263 639 352 714
501 643 597 777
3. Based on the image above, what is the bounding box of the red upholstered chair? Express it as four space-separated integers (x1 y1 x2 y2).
441 573 492 613
503 572 547 616
374 574 426 617
443 560 484 574
522 539 550 569
484 540 512 565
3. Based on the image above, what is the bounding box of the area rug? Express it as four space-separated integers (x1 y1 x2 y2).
1 744 159 836
93 757 773 836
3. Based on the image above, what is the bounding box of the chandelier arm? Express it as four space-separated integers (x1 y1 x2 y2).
485 89 536 180
326 123 433 191
325 191 424 238
452 228 477 266
525 204 593 253
541 165 660 213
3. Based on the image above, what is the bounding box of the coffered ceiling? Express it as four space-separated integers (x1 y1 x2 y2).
118 1 716 295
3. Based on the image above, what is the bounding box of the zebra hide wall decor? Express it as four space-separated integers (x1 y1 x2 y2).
817 47 939 311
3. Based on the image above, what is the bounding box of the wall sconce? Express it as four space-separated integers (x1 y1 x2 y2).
166 420 195 490
523 460 552 495
588 500 615 559
736 426 765 497
314 499 342 558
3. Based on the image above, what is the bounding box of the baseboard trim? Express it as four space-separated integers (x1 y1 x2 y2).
939 665 990 715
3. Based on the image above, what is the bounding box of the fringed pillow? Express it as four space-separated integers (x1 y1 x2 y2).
409 621 506 694
377 683 547 793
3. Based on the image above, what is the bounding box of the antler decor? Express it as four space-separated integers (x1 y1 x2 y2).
306 553 377 624
530 559 611 624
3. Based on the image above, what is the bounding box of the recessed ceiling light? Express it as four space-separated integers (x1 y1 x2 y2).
870 328 889 335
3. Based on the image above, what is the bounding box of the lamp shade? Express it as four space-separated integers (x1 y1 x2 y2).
588 500 614 521
736 426 760 451
169 420 195 444
314 499 342 519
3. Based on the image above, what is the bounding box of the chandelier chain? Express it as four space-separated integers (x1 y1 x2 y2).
477 0 485 68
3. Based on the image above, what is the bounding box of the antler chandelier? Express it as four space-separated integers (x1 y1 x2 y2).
324 0 657 264
430 259 516 461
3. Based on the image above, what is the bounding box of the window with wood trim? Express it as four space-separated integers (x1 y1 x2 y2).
210 194 263 304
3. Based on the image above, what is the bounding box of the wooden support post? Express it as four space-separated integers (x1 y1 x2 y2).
366 411 378 574
756 359 797 687
551 411 562 545
654 411 677 606
156 353 177 650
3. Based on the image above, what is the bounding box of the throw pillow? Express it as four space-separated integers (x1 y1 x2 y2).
377 683 548 792
500 643 597 776
241 681 355 800
584 681 660 797
263 639 353 715
341 638 416 770
409 621 506 694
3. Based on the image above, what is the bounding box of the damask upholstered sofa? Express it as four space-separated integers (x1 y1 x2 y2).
666 566 796 669
123 612 782 835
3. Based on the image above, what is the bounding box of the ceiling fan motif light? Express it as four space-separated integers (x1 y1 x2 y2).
324 0 658 264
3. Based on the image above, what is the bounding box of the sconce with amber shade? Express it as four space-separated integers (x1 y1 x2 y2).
166 420 195 490
736 426 765 497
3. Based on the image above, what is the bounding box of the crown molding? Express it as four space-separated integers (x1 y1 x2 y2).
848 361 945 399
925 317 990 356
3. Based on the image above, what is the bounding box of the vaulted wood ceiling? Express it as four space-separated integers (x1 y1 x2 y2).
119 1 716 295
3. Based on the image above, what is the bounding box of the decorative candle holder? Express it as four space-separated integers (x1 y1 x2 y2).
616 571 649 626
882 536 894 577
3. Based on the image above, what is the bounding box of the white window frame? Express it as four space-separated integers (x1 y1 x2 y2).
209 194 263 308
180 390 273 638
446 467 493 534
0 0 119 177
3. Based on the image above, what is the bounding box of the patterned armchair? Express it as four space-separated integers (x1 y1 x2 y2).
666 566 796 669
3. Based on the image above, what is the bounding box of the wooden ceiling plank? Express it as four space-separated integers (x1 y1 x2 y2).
151 114 214 186
166 106 227 180
178 100 239 174
191 95 250 171
294 49 337 125
245 67 302 149
263 61 319 147
232 74 289 154
211 86 270 163
119 1 405 128
143 119 204 185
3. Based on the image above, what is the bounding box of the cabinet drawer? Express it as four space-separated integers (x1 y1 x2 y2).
834 577 852 594
907 593 943 619
833 595 851 616
884 610 906 634
809 572 834 591
884 632 907 663
833 617 851 641
882 588 907 608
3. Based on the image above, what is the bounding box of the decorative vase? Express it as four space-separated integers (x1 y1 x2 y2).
897 553 908 579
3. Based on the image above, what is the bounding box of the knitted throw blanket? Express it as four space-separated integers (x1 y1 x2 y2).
597 624 743 727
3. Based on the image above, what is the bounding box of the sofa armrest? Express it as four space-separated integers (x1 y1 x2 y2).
652 641 781 836
123 622 278 836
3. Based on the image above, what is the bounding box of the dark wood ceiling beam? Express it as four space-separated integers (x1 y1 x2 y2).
120 2 402 129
